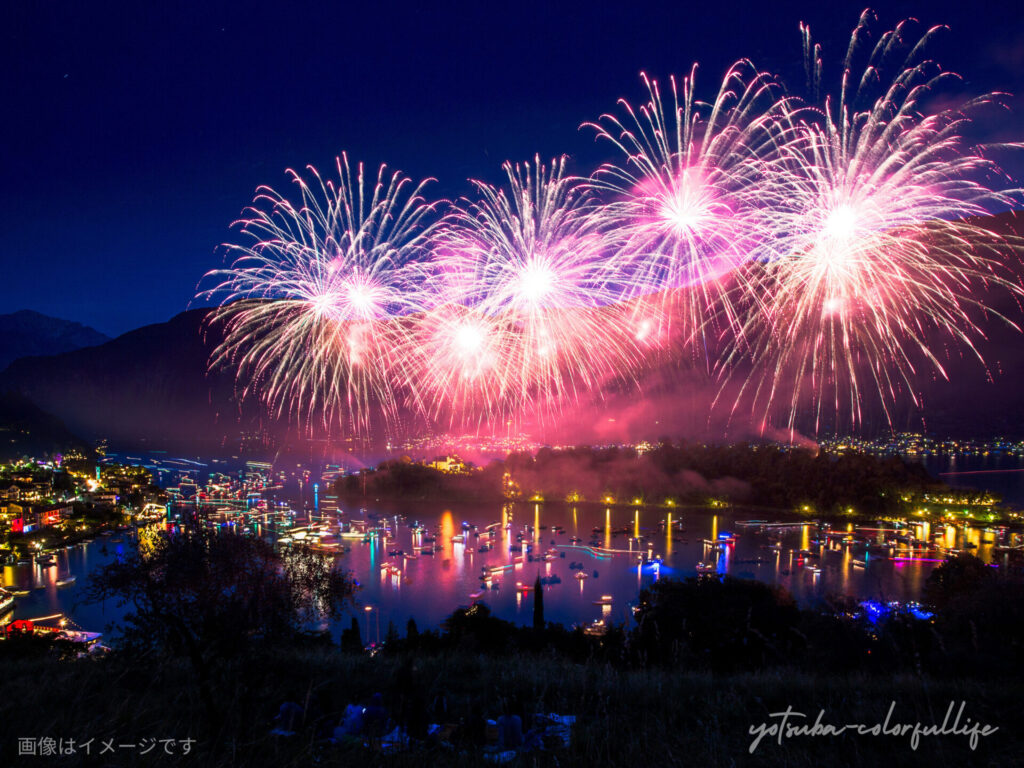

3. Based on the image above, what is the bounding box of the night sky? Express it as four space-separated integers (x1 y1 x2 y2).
3 0 1023 336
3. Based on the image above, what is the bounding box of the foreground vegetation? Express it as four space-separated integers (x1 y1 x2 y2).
3 642 1022 767
5 530 1024 766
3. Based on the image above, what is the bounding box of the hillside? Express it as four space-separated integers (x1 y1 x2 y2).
0 309 253 451
0 390 93 459
0 309 109 370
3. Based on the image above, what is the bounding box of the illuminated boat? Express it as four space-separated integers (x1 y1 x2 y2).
583 619 607 636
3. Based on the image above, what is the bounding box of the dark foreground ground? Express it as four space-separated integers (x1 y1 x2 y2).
2 647 1020 767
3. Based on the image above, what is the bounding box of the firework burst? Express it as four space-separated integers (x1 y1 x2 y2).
413 156 641 424
727 11 1024 431
199 154 438 434
585 62 788 354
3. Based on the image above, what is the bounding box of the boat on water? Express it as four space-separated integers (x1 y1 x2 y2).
0 588 14 615
58 630 103 647
11 588 30 597
592 595 613 606
56 575 77 587
583 619 607 636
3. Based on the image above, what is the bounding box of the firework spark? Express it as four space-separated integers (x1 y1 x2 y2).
726 11 1024 431
585 62 787 354
413 156 642 424
199 154 438 434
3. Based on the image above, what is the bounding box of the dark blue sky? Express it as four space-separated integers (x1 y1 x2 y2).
3 0 1023 336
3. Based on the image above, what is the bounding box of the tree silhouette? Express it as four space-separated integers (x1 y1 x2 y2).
533 574 544 631
84 528 355 722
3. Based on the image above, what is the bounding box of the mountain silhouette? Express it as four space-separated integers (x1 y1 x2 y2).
0 390 93 460
0 310 110 370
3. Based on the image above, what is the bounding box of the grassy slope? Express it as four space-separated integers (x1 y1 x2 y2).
2 647 1021 767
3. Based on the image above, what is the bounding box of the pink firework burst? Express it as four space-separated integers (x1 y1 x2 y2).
412 155 642 425
727 11 1024 432
585 62 790 356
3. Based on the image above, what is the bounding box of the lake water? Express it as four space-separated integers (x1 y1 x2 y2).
918 452 1024 507
3 500 1011 641
5 448 1021 640
305 501 1005 637
1 536 135 636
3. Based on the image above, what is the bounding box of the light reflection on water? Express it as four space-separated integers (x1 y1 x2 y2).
284 501 1008 634
2 503 1013 638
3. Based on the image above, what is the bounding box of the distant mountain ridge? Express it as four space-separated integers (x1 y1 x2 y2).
0 309 110 371
0 308 259 451
0 390 93 460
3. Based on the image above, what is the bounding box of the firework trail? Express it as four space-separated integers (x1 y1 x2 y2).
199 154 438 434
412 156 643 425
585 62 788 356
726 10 1024 432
